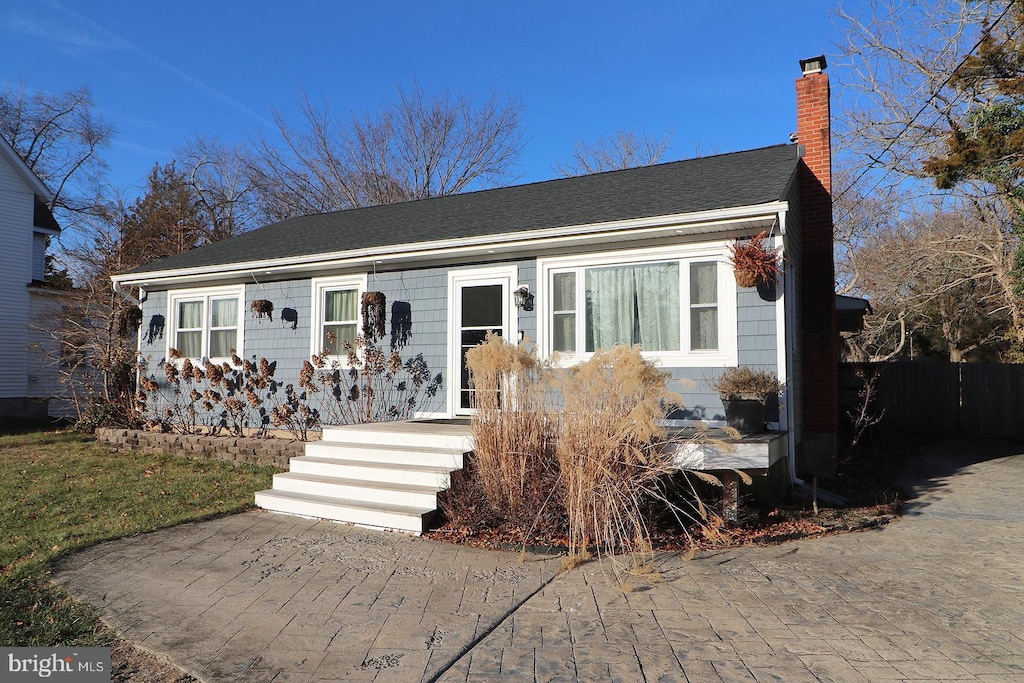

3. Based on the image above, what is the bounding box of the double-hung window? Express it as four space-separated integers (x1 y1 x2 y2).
539 245 737 366
168 286 244 361
311 275 366 358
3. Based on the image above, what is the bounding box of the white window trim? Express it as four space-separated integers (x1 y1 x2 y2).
166 284 245 362
537 243 738 367
310 274 368 360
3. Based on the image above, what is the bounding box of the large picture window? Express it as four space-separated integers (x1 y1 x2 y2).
311 275 366 357
168 286 244 361
539 245 736 367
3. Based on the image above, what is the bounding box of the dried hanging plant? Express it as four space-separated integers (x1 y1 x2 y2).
728 230 780 288
361 291 387 342
251 299 274 320
115 305 143 338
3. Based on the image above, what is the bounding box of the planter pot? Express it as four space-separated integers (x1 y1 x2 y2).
722 397 767 434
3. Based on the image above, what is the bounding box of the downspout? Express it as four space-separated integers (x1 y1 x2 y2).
112 278 147 395
777 210 804 488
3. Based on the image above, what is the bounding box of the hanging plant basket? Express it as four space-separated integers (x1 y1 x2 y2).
733 269 761 288
251 299 274 320
728 230 780 288
115 305 143 338
361 292 387 342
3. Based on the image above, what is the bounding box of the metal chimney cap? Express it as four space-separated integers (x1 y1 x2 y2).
799 55 827 74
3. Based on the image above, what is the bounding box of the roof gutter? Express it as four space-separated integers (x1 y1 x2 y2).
112 201 789 290
112 279 144 307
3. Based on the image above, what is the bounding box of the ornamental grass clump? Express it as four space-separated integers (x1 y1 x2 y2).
550 346 684 559
464 333 560 528
456 337 733 563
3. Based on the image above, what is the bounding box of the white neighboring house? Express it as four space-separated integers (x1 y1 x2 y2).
0 134 67 420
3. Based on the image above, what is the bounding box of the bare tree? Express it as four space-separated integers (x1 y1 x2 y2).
553 127 674 177
176 134 262 240
844 202 1013 361
833 0 1024 357
50 163 219 424
246 84 525 220
832 0 998 183
0 80 113 224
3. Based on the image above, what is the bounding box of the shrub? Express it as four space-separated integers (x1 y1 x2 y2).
136 338 442 439
302 335 443 425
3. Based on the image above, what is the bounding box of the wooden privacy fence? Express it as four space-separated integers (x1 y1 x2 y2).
839 361 1024 441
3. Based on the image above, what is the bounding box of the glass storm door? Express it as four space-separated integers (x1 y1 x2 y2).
450 268 515 415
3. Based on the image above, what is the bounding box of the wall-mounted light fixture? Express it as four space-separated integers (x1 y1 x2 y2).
513 284 534 311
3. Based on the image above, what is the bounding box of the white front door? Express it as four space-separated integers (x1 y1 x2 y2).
448 266 517 416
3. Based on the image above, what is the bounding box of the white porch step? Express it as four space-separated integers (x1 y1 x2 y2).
255 420 472 534
321 423 472 451
289 456 454 488
255 489 434 534
304 441 464 469
271 471 440 508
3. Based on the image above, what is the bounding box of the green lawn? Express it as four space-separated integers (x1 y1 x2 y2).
0 429 277 646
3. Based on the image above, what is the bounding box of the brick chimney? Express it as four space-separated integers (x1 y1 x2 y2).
795 55 838 479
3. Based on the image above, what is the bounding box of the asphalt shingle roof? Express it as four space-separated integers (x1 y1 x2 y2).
127 143 800 275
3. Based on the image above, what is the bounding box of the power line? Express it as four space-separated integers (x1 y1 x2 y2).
834 0 1020 210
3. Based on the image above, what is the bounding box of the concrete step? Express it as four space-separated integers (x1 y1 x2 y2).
321 423 472 451
254 489 435 534
304 441 465 469
289 456 455 488
270 471 439 508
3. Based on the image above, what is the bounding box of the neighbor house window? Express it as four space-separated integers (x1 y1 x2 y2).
539 245 736 367
311 275 367 357
168 286 244 360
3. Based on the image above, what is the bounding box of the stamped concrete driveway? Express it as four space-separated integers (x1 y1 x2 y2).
54 439 1024 682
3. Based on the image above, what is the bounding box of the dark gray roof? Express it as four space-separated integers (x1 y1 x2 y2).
127 143 800 275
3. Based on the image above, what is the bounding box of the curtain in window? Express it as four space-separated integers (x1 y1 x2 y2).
178 301 203 329
323 289 357 355
211 299 237 327
552 272 576 352
324 290 356 322
690 262 718 350
176 301 203 357
585 263 679 352
635 262 680 351
207 299 238 358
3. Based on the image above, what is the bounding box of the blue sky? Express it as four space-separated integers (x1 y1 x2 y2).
1 0 840 198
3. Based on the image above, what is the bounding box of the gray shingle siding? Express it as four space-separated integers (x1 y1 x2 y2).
139 290 167 358
138 258 540 423
245 280 311 374
372 266 450 416
516 261 538 343
139 256 785 426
